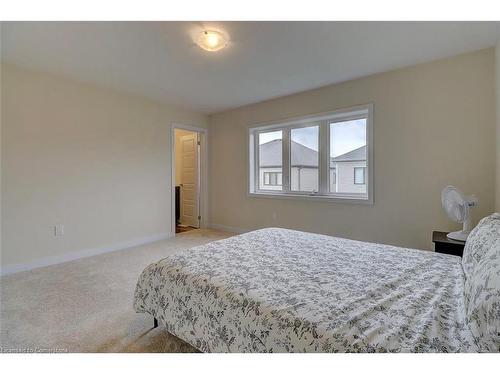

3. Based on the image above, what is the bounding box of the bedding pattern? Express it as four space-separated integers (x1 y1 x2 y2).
134 228 477 352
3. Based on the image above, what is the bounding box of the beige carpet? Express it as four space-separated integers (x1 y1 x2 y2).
0 229 233 353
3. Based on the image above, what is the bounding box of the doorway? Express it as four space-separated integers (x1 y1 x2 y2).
172 125 206 235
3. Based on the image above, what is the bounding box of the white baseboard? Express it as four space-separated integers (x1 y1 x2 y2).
208 223 249 234
0 232 173 277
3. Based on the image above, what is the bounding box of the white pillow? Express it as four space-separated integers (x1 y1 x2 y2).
463 213 500 352
462 213 500 279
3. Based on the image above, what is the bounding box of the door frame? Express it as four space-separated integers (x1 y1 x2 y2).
171 123 208 236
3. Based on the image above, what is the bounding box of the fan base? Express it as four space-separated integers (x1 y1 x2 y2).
447 230 469 242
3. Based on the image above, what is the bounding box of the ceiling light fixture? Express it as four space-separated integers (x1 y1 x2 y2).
196 30 228 52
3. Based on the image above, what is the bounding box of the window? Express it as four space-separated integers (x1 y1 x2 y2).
354 167 366 185
258 130 282 191
264 172 282 186
249 105 372 203
330 118 367 193
290 125 319 192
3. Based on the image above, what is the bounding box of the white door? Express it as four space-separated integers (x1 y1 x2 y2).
180 133 199 228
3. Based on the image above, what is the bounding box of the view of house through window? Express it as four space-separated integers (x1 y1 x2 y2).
290 125 319 192
251 106 371 201
330 119 367 194
258 130 282 191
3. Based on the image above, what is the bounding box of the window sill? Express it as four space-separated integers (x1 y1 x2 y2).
248 191 373 205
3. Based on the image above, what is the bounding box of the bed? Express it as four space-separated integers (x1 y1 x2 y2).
134 214 500 353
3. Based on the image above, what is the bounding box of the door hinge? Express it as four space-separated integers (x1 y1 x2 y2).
198 215 201 220
197 141 201 146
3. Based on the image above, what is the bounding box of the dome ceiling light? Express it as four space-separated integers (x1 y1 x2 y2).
196 30 228 52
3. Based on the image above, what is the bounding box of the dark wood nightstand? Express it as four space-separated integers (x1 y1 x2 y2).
432 231 465 257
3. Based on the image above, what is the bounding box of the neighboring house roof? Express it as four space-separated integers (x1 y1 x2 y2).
259 139 283 167
291 141 320 167
259 139 318 167
259 140 366 168
331 145 366 162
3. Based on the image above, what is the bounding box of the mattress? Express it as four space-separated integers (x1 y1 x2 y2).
133 228 477 352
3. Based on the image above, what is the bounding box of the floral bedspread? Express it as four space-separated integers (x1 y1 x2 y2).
133 228 476 352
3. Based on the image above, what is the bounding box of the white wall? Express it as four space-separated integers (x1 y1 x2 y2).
496 38 500 212
0 62 2 259
1 64 208 270
209 48 496 250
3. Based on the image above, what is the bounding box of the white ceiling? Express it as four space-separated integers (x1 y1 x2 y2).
1 22 498 114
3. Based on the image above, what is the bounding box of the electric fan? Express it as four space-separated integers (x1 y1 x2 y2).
441 185 478 242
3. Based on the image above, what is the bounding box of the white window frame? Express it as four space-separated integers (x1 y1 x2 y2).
248 104 374 204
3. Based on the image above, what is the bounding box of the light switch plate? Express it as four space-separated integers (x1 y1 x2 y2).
54 224 64 237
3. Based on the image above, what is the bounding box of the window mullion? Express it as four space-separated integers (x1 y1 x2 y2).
318 120 328 194
254 131 260 192
282 127 291 193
